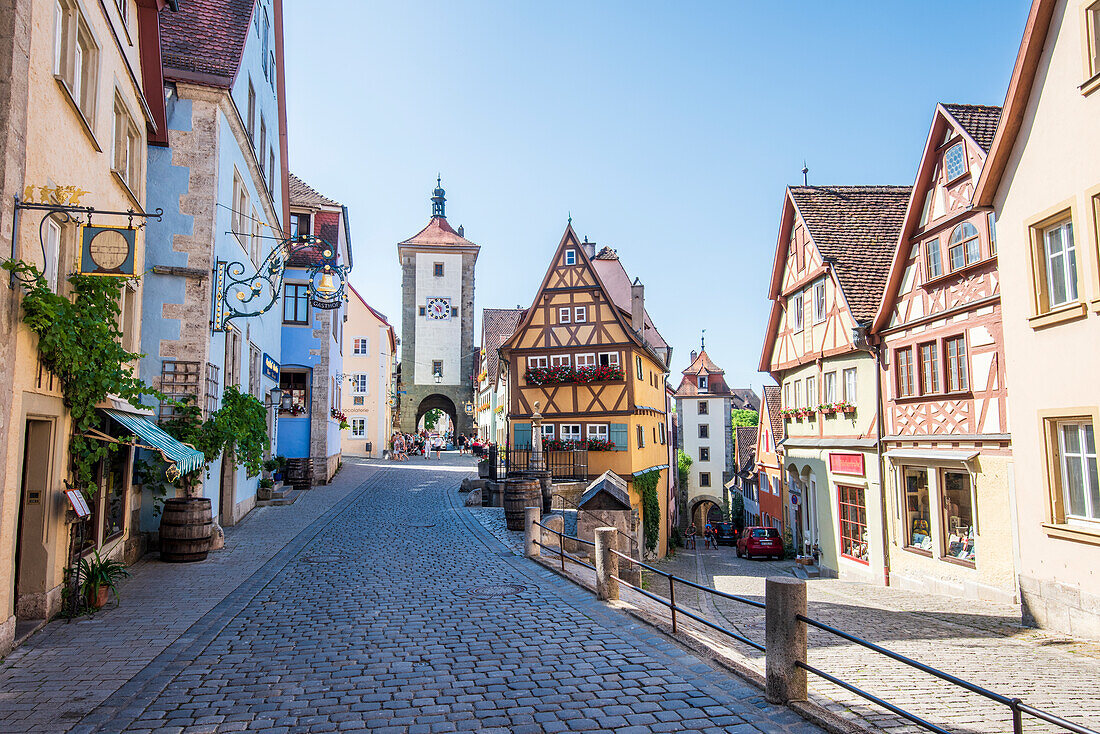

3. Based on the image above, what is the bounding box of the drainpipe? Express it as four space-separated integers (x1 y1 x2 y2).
852 323 890 587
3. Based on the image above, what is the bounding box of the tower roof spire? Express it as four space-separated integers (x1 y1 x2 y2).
431 176 446 218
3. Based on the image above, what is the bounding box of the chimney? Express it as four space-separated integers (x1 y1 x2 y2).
582 236 595 259
631 278 645 339
690 350 698 364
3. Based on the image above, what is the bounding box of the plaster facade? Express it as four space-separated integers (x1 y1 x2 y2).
341 287 394 457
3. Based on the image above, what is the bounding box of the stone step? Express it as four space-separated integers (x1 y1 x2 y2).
257 488 306 507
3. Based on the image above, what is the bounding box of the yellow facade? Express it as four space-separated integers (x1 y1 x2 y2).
0 0 158 653
502 226 672 557
340 286 395 457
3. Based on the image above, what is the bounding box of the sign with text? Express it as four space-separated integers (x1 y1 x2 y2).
262 353 280 381
65 489 92 518
829 452 865 477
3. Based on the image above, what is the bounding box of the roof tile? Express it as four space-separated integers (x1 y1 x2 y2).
290 172 341 208
942 103 1002 154
161 0 255 84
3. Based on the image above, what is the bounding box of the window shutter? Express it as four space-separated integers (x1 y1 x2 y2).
609 423 628 452
513 422 532 450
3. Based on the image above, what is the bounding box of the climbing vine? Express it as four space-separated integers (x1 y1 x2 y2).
635 470 661 554
2 260 158 489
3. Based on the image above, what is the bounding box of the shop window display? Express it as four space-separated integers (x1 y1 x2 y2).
941 471 976 563
904 467 932 552
838 485 869 563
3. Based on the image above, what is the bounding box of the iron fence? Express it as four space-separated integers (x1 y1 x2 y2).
528 516 1100 734
485 446 588 482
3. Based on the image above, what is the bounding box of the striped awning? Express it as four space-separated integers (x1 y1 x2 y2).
102 408 206 478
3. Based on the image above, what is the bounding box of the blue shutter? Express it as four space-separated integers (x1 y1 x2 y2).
609 423 628 452
513 422 532 450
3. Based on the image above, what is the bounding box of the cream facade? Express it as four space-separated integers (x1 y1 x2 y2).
974 0 1100 637
0 0 171 654
341 286 395 457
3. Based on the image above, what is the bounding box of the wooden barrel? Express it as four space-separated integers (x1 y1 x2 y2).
503 478 540 531
159 497 213 563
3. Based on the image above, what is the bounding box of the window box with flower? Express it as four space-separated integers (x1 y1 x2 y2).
524 364 624 386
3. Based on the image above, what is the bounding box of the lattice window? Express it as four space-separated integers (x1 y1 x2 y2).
204 362 220 416
159 360 201 420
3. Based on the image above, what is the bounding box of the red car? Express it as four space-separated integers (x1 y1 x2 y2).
736 526 784 560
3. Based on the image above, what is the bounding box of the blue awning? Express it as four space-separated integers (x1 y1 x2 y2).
102 408 206 479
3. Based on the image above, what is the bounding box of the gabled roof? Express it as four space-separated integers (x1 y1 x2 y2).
872 104 998 332
786 185 910 323
348 284 396 351
289 173 341 208
941 104 1002 154
589 250 668 351
579 471 631 510
763 385 783 445
398 217 477 248
481 308 526 379
974 0 1059 207
682 349 724 376
161 0 255 86
735 426 759 474
730 389 760 411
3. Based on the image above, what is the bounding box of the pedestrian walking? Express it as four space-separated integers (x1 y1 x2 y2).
686 522 697 550
704 523 715 549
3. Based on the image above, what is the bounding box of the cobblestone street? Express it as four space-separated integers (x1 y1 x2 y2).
0 456 823 733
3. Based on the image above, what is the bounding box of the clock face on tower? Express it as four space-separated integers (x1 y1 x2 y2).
426 297 451 320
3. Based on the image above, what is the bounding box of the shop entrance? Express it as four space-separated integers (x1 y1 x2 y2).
14 419 53 622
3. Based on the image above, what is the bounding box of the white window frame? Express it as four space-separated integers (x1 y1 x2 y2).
561 424 582 441
576 353 597 368
352 373 368 395
1042 219 1078 308
1089 1 1100 76
1057 420 1099 524
541 424 555 439
350 418 366 438
598 352 619 367
824 372 837 403
944 142 967 182
806 376 816 406
792 291 804 332
698 375 708 392
550 354 571 368
925 237 943 279
527 356 548 369
574 306 587 323
843 368 857 403
587 424 609 441
794 380 803 409
565 249 577 265
813 280 826 323
112 94 141 192
354 337 369 355
558 307 571 324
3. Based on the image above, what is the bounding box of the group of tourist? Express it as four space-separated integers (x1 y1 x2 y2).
388 431 481 460
684 522 719 550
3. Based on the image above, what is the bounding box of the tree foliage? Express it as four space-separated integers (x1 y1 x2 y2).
677 449 692 493
2 260 158 489
636 470 661 554
423 408 442 431
731 409 759 427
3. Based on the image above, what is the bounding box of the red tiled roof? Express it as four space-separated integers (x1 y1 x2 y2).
763 385 783 446
590 256 668 350
735 425 759 472
399 217 478 248
942 104 1002 154
161 0 255 85
682 349 724 376
789 185 910 323
481 308 526 380
290 173 341 208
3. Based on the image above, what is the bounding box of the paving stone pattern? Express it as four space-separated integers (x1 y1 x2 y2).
648 547 1100 734
0 455 824 733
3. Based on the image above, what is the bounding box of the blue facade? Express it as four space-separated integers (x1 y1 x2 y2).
138 0 287 528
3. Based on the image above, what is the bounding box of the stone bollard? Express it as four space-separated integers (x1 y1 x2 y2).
765 576 808 704
594 527 619 601
541 513 563 554
524 507 541 559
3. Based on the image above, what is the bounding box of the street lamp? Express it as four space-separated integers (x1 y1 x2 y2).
265 387 283 410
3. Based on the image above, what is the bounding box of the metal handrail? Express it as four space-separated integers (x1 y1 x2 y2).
527 517 1098 734
792 614 1099 734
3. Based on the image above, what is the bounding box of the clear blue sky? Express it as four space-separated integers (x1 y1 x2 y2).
284 1 1029 394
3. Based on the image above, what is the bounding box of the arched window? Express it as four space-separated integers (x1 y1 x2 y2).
948 222 980 271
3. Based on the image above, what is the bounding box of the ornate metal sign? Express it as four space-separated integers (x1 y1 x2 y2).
211 233 349 331
78 225 137 276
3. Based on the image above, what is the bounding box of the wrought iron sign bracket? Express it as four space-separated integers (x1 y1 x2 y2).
8 194 163 288
211 233 350 332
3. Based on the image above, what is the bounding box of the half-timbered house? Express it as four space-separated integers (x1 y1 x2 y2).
873 104 1015 603
754 384 785 532
476 308 525 444
760 185 909 583
500 225 673 555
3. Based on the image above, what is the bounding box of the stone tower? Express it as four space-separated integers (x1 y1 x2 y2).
397 179 479 437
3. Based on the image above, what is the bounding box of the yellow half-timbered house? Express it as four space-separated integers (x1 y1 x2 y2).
500 225 673 556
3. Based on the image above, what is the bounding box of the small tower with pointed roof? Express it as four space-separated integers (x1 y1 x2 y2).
397 179 480 437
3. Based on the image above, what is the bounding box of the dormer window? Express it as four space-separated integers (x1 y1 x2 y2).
698 375 708 392
565 249 577 265
944 142 967 182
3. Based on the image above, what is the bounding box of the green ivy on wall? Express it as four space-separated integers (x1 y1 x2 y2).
636 469 661 553
2 260 158 490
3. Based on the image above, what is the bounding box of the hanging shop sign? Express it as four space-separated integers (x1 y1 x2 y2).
262 353 280 381
829 452 865 477
78 226 137 276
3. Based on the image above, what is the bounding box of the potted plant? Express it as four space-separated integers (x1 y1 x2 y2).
79 546 130 610
271 455 286 482
258 476 275 500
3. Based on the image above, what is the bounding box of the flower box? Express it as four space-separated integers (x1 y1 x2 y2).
525 364 624 386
